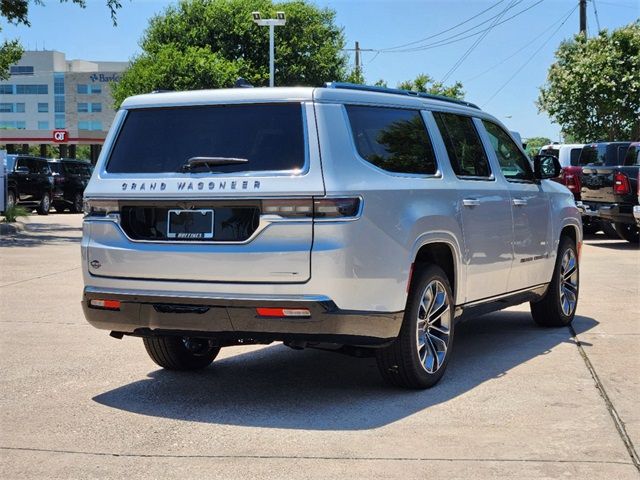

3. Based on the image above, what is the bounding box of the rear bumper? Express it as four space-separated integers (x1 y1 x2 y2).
577 201 635 225
82 288 403 346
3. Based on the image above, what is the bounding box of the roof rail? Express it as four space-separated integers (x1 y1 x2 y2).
324 82 480 110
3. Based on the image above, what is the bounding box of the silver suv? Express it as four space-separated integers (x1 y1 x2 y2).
81 83 582 389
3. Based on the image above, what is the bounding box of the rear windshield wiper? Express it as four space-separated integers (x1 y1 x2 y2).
179 156 249 172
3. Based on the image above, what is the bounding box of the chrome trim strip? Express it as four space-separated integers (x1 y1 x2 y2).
461 283 549 308
84 286 331 304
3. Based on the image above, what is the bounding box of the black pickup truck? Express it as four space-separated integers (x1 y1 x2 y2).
579 142 639 243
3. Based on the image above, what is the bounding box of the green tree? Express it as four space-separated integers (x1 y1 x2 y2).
397 73 465 99
538 22 640 141
1 1 122 78
112 0 348 107
524 136 552 158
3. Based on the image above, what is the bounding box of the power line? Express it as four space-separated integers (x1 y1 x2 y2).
596 0 636 8
383 0 545 54
464 3 578 83
379 0 507 52
482 4 578 107
591 0 602 32
440 0 518 83
382 0 528 53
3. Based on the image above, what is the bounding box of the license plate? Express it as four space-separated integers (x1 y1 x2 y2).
167 209 214 239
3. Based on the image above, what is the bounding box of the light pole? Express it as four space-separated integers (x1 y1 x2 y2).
252 11 286 87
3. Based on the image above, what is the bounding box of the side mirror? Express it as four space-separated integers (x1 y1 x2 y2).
533 154 561 180
15 166 29 174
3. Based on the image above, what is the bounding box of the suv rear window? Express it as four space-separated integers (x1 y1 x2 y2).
106 103 305 174
345 105 437 175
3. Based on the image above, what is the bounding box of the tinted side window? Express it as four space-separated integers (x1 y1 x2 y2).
624 146 639 166
433 113 490 177
569 148 581 166
482 120 533 180
345 105 437 175
64 163 80 175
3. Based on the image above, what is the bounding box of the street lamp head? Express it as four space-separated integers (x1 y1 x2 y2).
276 11 285 21
252 11 261 22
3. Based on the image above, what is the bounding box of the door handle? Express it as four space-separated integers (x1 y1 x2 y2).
512 198 527 207
462 198 480 207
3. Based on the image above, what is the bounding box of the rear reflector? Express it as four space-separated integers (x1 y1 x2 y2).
256 307 311 318
89 299 121 310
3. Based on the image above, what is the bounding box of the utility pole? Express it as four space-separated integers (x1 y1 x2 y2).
355 41 361 79
579 0 587 36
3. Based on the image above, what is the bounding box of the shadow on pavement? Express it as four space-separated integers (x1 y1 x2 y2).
93 312 598 430
0 222 81 248
583 240 638 251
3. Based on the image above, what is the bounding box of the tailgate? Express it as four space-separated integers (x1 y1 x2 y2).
85 101 324 284
580 166 617 203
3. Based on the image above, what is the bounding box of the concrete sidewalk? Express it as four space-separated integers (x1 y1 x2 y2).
1 215 638 479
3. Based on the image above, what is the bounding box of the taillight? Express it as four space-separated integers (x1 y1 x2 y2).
89 299 121 311
261 199 313 218
613 171 630 195
256 307 311 318
313 197 361 219
83 199 119 217
561 169 581 194
261 197 361 220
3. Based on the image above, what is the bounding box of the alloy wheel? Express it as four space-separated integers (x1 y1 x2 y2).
559 248 578 316
416 280 451 373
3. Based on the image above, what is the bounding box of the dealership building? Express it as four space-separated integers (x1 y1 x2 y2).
0 50 127 162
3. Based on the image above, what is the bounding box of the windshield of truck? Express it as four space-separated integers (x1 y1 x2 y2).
106 103 306 174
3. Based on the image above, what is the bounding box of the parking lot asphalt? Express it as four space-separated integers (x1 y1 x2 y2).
1 214 638 479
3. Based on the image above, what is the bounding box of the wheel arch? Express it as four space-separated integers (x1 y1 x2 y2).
410 235 464 306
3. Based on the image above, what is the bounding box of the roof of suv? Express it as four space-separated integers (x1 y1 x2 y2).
120 86 483 116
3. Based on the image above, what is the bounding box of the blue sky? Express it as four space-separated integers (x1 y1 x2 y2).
3 0 638 139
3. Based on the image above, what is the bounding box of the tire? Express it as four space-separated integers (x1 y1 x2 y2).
70 193 83 213
6 190 16 210
36 193 50 215
143 336 220 370
614 222 639 244
602 222 619 239
376 265 455 389
530 236 579 327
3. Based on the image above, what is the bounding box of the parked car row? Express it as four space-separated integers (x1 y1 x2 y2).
3 155 92 215
540 141 640 243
